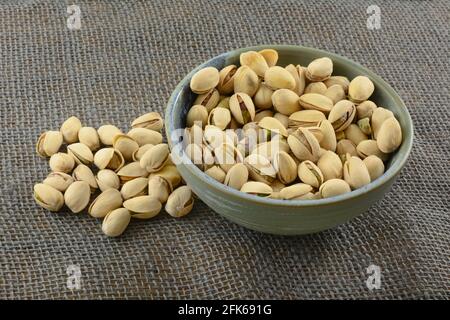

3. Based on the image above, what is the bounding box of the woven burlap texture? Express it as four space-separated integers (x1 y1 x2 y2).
0 0 448 299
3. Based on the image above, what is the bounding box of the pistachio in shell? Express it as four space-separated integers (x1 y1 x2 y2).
279 183 313 200
93 147 124 171
88 188 123 218
356 139 388 161
356 100 377 119
240 181 273 197
376 117 402 153
363 155 385 181
254 83 274 110
318 119 337 152
123 195 162 219
264 66 296 91
298 160 324 188
343 156 371 189
306 57 333 82
43 172 74 192
60 116 82 144
258 117 288 137
148 165 182 189
78 127 100 151
217 65 237 95
33 183 64 212
97 124 122 146
317 150 343 181
148 175 172 203
224 163 249 190
72 164 98 192
187 104 208 128
319 179 351 198
287 127 321 162
132 144 154 161
208 107 231 130
64 181 91 213
271 89 300 116
67 143 94 165
117 161 149 182
190 66 220 94
127 128 163 146
324 76 350 93
304 82 327 95
214 143 244 173
49 152 75 173
229 92 256 125
139 143 170 173
233 66 260 97
258 49 278 67
36 131 63 157
288 110 326 129
344 124 368 146
194 88 220 112
120 177 148 200
96 169 120 191
205 165 227 183
336 139 358 158
324 84 346 104
244 153 276 184
272 151 297 184
102 208 131 237
165 186 194 218
298 93 334 113
131 112 163 131
113 134 139 162
285 64 306 96
371 107 394 139
348 76 374 103
240 51 269 77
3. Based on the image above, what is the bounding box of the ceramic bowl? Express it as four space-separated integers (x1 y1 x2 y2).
165 45 413 235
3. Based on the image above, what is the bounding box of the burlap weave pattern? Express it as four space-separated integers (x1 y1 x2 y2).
0 0 448 299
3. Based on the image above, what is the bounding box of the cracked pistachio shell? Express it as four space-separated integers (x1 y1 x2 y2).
113 134 139 161
94 148 124 171
274 113 289 129
244 153 276 184
287 127 321 162
254 83 274 110
319 179 351 198
288 110 326 129
306 57 333 82
324 84 346 104
240 51 269 77
258 117 288 137
328 100 356 132
317 150 343 181
343 156 371 189
117 162 149 182
67 143 94 165
304 82 327 95
358 117 372 136
96 169 120 191
89 188 123 218
217 96 230 109
33 183 64 211
251 138 290 161
49 152 75 173
234 66 260 97
299 93 334 113
187 104 208 128
190 67 220 94
60 116 82 143
324 76 350 93
376 117 402 153
336 139 358 157
102 208 131 237
214 143 244 173
306 127 324 143
229 93 256 125
344 124 368 146
356 100 377 119
208 107 231 130
371 107 394 139
64 181 90 213
205 165 226 183
254 110 274 123
78 127 100 151
139 143 170 173
131 112 163 131
363 155 385 181
318 119 336 152
149 165 182 189
348 76 374 103
240 181 272 197
72 164 98 192
280 183 313 200
43 172 74 192
36 131 63 157
120 177 148 200
194 88 220 112
356 139 389 161
258 49 278 67
264 66 296 91
132 144 154 161
298 160 324 188
272 89 300 116
224 163 249 190
124 195 162 219
148 175 173 203
165 186 194 218
217 65 237 95
285 64 306 96
272 151 297 184
127 128 163 146
97 125 122 146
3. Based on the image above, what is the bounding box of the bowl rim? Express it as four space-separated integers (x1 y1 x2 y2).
165 44 414 207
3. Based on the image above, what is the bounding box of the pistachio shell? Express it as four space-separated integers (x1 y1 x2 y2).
254 110 274 123
306 57 333 82
97 125 122 146
190 67 220 94
208 107 231 130
194 88 220 112
78 127 100 151
72 164 98 192
344 124 368 146
89 188 123 218
214 143 244 173
36 131 63 157
102 208 131 237
148 175 172 203
356 100 377 119
285 64 306 96
304 82 327 95
363 155 385 181
272 151 297 184
273 113 289 129
371 107 394 139
357 117 372 136
33 183 64 212
299 93 333 113
131 112 163 131
113 134 139 161
240 181 273 196
139 143 170 173
132 144 154 161
287 127 321 162
229 92 256 125
205 165 226 183
187 104 208 128
258 117 288 137
149 165 182 189
288 110 326 129
343 156 371 189
43 172 74 192
124 195 162 219
120 177 148 200
240 51 269 77
271 89 300 115
224 163 249 190
185 143 203 166
317 150 343 181
324 76 350 93
165 186 194 218
64 181 91 213
258 49 278 67
319 179 351 198
233 66 260 97
280 183 313 200
324 84 346 104
264 66 296 91
60 116 82 143
298 160 324 188
376 117 402 153
127 128 163 146
49 152 75 173
67 143 94 165
184 124 203 146
336 139 358 157
96 169 120 191
250 138 290 160
217 65 237 95
94 148 124 171
348 76 374 103
254 83 274 110
328 100 356 132
117 162 148 182
318 119 337 152
356 139 388 161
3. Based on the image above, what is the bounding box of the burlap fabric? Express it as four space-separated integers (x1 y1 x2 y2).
0 0 448 299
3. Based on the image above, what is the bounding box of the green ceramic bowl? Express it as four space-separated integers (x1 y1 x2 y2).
165 45 413 235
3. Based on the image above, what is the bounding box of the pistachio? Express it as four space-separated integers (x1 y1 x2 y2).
344 124 368 146
102 208 131 237
127 128 163 146
132 144 154 161
324 76 350 93
217 96 230 109
356 139 388 161
264 66 296 91
244 153 276 184
185 143 203 167
123 195 162 219
43 172 74 192
49 152 75 173
306 126 324 143
190 66 220 94
117 162 148 182
319 179 351 198
149 165 182 189
348 76 374 103
324 84 346 104
371 107 394 139
217 65 237 95
214 143 244 172
120 177 148 200
357 117 372 136
194 88 220 112
376 117 402 153
272 151 297 184
64 181 91 213
343 156 371 189
258 49 278 67
165 186 194 218
148 175 172 203
287 127 321 162
258 117 288 137
78 127 100 151
280 183 313 200
254 110 274 123
306 57 333 82
328 100 356 132
208 107 231 130
229 92 256 125
288 110 326 129
240 51 269 77
285 64 306 96
88 188 123 218
224 163 249 190
96 169 120 191
304 82 327 95
317 150 343 181
363 155 385 181
318 119 337 151
271 89 300 115
131 112 163 131
251 138 290 160
298 160 324 188
356 100 377 119
187 104 208 128
240 181 272 197
205 165 226 183
36 131 63 157
33 183 64 212
67 143 94 165
60 116 82 143
184 124 203 146
254 83 274 110
72 164 98 192
298 93 334 113
113 134 139 161
94 147 124 171
139 143 170 173
97 125 122 146
273 113 289 129
233 66 260 97
336 139 358 158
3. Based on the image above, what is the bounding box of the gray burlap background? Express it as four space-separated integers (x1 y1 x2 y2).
0 0 448 299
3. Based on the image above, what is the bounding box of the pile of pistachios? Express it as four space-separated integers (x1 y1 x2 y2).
184 49 403 199
34 113 194 237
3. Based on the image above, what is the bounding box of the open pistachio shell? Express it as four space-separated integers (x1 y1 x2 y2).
253 83 274 110
102 208 131 237
127 128 163 146
376 117 402 153
64 181 91 213
319 179 351 198
131 112 163 131
233 66 260 97
78 127 100 151
214 143 244 173
149 165 182 189
205 165 227 183
60 116 82 144
328 100 356 132
258 49 279 67
299 93 333 113
285 64 306 96
132 144 154 161
139 143 170 173
356 139 389 161
187 104 208 128
244 153 276 184
288 110 326 130
271 89 300 116
240 181 273 197
250 138 290 161
43 172 74 192
318 119 337 152
72 164 98 192
298 160 324 188
217 65 237 95
363 155 385 181
258 117 288 137
324 76 350 93
96 169 120 191
36 131 63 157
224 163 249 190
194 88 220 112
336 139 358 158
306 57 333 82
190 67 220 94
280 183 313 200
94 148 125 171
356 100 377 119
371 107 394 139
67 143 94 165
317 150 343 181
124 195 162 219
240 51 269 77
148 175 172 203
120 177 148 200
264 66 296 91
304 82 327 95
208 107 231 130
117 162 149 182
97 125 122 146
88 188 123 218
49 152 75 173
229 92 256 125
113 134 139 162
343 156 371 189
33 183 64 212
165 186 194 218
287 127 321 162
272 151 297 184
